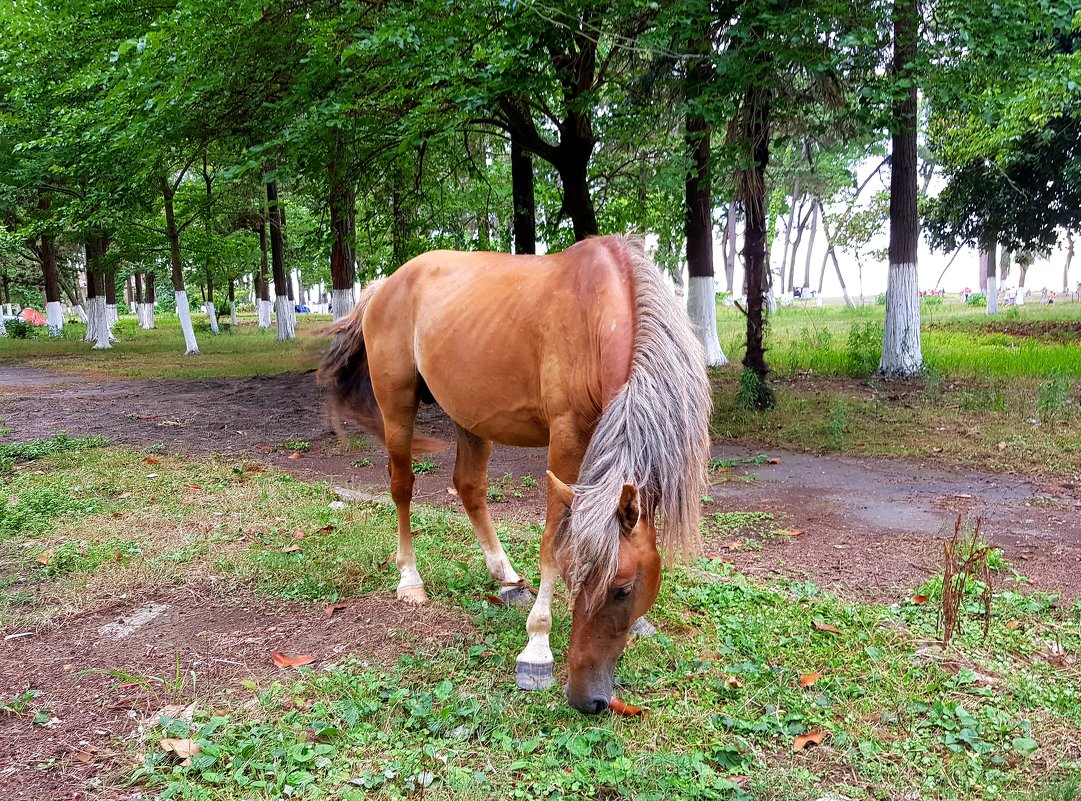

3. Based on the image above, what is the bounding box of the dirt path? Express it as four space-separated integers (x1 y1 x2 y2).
2 366 1080 799
2 365 1079 604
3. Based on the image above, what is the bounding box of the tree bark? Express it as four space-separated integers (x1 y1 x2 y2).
257 220 272 328
684 56 727 367
1065 232 1074 294
981 236 999 315
329 144 357 320
265 176 295 341
510 135 536 255
998 248 1011 282
161 175 199 353
724 199 737 293
779 175 801 295
802 201 819 291
879 0 923 378
144 271 156 329
786 199 809 293
738 76 775 409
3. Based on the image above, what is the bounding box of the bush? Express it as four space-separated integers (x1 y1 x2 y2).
115 301 131 315
923 294 943 307
846 321 883 377
965 292 986 306
5 319 39 339
875 293 887 306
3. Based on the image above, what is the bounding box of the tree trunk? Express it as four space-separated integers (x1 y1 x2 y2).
266 176 295 341
144 271 157 329
999 248 1011 282
878 0 923 378
134 271 144 327
802 201 819 291
554 152 599 241
724 199 737 293
786 199 809 293
779 175 801 295
981 237 999 315
1065 232 1074 294
511 136 536 255
161 175 199 353
739 77 775 409
39 195 63 336
329 146 357 320
684 59 727 367
229 279 237 327
104 271 118 331
257 220 272 328
1016 261 1028 305
85 237 112 349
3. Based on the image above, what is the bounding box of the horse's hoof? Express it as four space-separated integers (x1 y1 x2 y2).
630 616 657 638
396 584 428 604
515 659 555 691
499 586 534 607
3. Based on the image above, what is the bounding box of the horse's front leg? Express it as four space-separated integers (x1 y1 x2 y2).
515 512 558 690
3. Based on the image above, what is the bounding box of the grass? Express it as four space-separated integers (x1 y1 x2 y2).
1 443 1078 800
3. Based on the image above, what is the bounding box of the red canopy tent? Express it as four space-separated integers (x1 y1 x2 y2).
18 308 47 325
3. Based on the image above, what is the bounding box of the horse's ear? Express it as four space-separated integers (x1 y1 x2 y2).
617 484 640 534
546 470 574 509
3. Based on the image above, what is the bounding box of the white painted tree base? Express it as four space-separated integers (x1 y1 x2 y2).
274 295 296 341
687 276 727 366
140 303 155 329
986 275 999 315
46 301 63 336
107 304 118 326
175 291 200 354
229 301 237 328
257 299 272 329
878 261 923 377
90 297 111 349
205 302 220 334
331 288 355 320
74 305 88 324
1015 288 1025 306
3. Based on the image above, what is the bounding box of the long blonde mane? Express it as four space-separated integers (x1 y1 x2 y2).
557 235 711 608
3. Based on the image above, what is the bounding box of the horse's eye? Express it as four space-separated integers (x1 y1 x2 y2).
613 584 633 600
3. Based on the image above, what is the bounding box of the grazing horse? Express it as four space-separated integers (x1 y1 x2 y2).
318 234 710 714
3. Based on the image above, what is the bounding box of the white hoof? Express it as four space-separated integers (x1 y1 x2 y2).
396 584 428 604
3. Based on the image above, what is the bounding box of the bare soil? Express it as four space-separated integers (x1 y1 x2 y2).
2 365 1080 799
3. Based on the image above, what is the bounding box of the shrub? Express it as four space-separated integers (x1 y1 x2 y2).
5 319 38 339
1038 371 1075 418
923 294 943 307
966 292 986 306
874 293 887 306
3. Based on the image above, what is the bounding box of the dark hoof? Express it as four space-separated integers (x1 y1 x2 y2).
515 659 555 691
630 617 657 638
499 586 535 607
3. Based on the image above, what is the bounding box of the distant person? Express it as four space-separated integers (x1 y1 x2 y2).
961 287 971 303
1048 291 1056 306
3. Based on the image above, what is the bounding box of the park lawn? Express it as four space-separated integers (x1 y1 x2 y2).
1 437 1079 801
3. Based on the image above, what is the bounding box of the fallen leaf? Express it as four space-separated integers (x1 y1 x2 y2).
998 441 1007 451
118 491 133 499
911 595 930 605
793 729 826 750
446 487 458 496
185 484 202 491
160 738 200 759
799 672 821 688
728 776 751 789
256 445 272 453
282 544 301 553
721 540 745 550
113 551 123 562
855 441 866 446
111 512 123 519
725 676 744 689
812 621 842 634
608 698 645 716
780 529 804 537
293 529 305 539
485 594 505 606
932 447 943 453
245 464 266 472
1005 620 1022 631
73 745 97 763
382 553 395 570
271 652 316 669
768 458 781 465
37 549 52 566
143 457 161 464
137 415 157 421
317 524 336 534
288 451 304 460
325 603 347 619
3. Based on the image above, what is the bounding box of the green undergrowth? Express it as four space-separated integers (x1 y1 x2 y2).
1 445 1078 800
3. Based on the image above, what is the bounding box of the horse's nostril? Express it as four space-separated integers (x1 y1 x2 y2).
592 698 609 714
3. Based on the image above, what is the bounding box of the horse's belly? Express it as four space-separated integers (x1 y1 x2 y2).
432 392 550 448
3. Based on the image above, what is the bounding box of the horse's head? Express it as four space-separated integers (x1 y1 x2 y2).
547 472 661 715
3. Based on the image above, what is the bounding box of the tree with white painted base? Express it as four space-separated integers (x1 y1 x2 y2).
161 173 200 355
981 241 999 315
878 0 923 379
329 139 357 320
266 176 295 341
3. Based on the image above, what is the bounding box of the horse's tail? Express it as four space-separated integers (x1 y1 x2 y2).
317 281 444 454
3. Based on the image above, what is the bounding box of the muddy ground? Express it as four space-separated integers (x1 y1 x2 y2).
1 366 1080 799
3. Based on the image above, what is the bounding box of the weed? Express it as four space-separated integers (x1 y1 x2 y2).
351 458 373 468
735 367 773 410
1 689 39 714
281 439 311 452
0 484 90 539
846 321 883 377
966 291 987 306
1038 370 1075 418
0 433 108 473
826 399 848 449
412 459 438 475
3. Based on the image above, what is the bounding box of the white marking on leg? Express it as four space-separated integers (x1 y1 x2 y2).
518 566 556 666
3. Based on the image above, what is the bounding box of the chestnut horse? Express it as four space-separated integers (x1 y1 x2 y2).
318 234 710 714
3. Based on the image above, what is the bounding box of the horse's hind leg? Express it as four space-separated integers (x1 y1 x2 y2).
453 427 531 606
379 391 427 604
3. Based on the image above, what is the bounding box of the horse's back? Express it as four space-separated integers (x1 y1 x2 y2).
363 238 636 446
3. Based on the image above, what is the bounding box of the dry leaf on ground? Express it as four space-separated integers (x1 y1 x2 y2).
37 549 53 565
799 672 821 688
793 729 826 750
143 456 161 464
608 698 645 716
911 595 930 605
447 487 458 496
812 621 842 634
780 529 804 537
725 676 744 689
325 603 347 619
160 738 200 764
271 651 316 669
288 451 304 460
282 544 301 553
